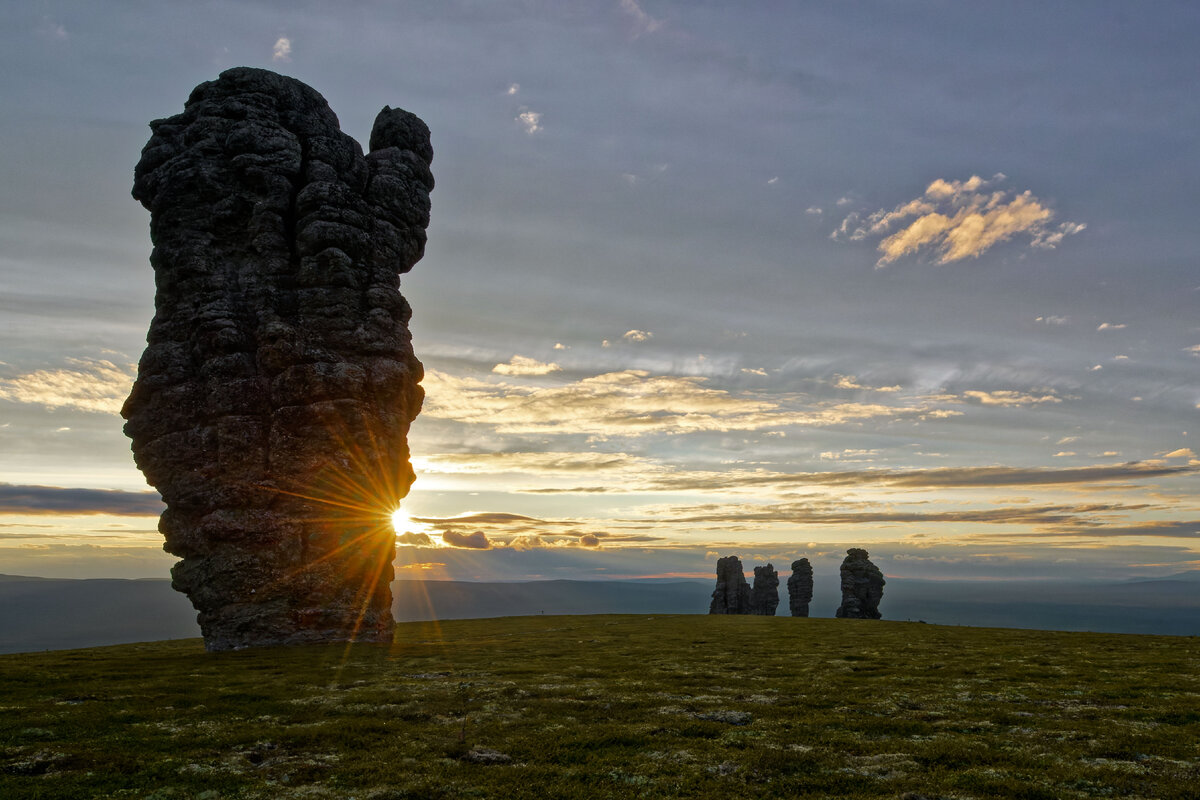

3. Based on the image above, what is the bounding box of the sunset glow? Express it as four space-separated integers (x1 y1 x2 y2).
0 2 1197 587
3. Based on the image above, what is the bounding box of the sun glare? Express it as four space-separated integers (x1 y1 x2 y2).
391 507 411 534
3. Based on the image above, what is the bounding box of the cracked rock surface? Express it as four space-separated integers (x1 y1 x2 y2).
123 68 433 651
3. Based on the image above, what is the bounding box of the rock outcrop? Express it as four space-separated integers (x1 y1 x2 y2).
749 563 780 616
122 68 433 651
835 548 885 619
709 555 752 614
787 558 813 617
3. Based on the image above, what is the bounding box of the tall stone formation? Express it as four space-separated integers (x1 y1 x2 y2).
835 548 885 620
709 555 752 614
122 68 433 651
787 558 813 617
749 563 780 616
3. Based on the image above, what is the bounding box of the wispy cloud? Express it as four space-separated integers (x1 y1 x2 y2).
422 369 958 437
492 355 561 376
272 36 292 62
527 461 1195 494
1097 322 1127 331
961 389 1062 407
506 83 520 96
619 0 664 37
834 174 1085 267
0 358 133 414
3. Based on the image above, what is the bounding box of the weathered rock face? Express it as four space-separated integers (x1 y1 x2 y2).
749 564 780 616
709 555 752 614
787 558 813 617
122 68 433 651
835 548 885 619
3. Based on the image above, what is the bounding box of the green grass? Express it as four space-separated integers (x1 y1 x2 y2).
1 615 1198 798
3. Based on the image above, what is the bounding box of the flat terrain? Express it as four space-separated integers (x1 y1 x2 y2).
1 615 1198 799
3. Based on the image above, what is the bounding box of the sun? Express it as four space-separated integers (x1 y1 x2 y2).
391 507 411 534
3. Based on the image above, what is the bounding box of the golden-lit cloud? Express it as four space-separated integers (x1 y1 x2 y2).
0 358 133 414
834 174 1085 266
395 531 433 547
961 389 1062 407
492 355 562 376
833 375 902 392
622 329 653 343
421 369 959 437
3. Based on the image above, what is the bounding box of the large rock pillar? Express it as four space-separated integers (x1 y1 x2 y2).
122 68 433 650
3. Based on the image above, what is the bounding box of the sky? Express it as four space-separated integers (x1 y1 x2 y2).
1 1 1198 585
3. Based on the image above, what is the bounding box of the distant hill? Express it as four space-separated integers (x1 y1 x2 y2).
1 573 1197 654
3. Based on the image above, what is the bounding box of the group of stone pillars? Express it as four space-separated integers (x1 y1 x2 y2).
708 549 885 620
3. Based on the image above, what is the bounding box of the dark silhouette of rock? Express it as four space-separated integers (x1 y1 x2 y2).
709 555 751 614
749 563 780 616
122 68 433 651
835 548 885 619
787 558 813 617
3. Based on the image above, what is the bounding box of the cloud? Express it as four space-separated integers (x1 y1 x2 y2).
833 375 902 392
0 484 162 516
422 369 957 437
441 530 493 549
38 18 69 40
619 0 664 37
1035 315 1069 325
418 452 649 475
834 174 1084 266
395 531 433 547
663 500 1149 529
416 512 544 527
1185 345 1200 356
516 110 542 134
1097 323 1127 331
579 533 601 548
805 206 821 214
1053 451 1077 457
272 37 292 62
622 329 653 343
531 460 1196 495
492 355 562 376
1161 448 1196 460
767 177 780 185
0 358 133 414
506 83 520 95
961 389 1062 407
553 342 568 350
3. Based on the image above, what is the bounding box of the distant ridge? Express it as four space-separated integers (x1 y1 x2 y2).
1 574 1197 654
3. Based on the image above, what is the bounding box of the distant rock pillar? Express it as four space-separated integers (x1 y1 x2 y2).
709 555 752 614
835 548 885 619
787 558 813 617
749 564 780 615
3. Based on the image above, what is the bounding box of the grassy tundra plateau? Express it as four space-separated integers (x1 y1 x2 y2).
1 615 1198 799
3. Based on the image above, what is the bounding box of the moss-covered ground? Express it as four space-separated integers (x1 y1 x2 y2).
1 615 1198 799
